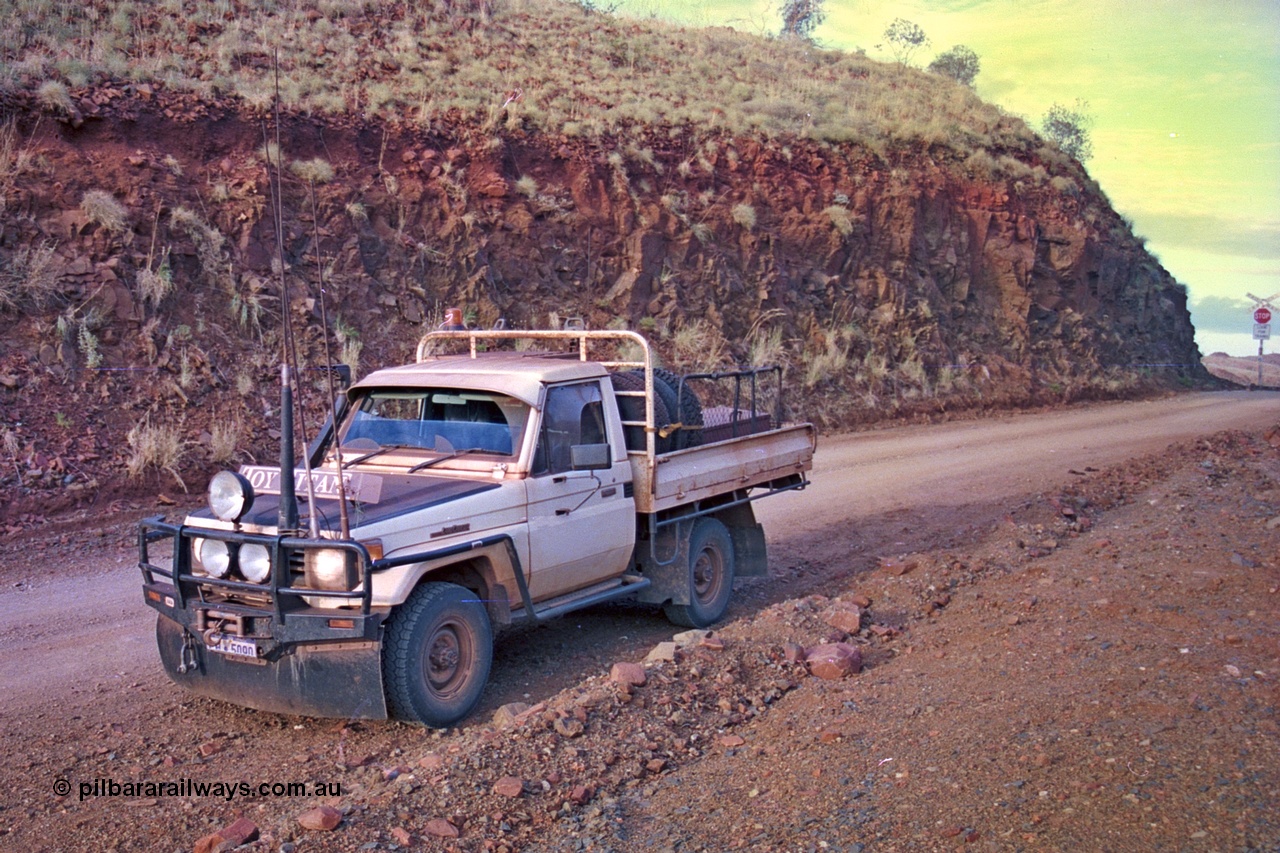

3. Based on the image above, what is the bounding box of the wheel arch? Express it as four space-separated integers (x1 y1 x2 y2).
372 539 523 626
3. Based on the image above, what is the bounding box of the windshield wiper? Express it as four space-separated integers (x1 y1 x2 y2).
339 444 419 470
407 447 489 473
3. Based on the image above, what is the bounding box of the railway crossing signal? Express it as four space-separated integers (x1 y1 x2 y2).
1246 293 1279 386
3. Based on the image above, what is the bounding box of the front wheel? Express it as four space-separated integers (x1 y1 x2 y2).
383 582 493 727
664 517 735 628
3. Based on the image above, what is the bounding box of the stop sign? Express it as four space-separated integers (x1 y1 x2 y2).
1255 307 1272 324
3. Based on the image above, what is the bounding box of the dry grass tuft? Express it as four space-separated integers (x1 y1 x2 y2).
80 189 129 234
0 119 37 194
515 175 539 198
135 248 173 309
823 205 854 236
209 416 242 465
169 207 226 288
334 316 363 376
345 201 368 223
671 319 728 370
747 326 786 369
126 417 187 491
0 240 59 312
803 326 853 388
35 79 74 114
290 157 335 184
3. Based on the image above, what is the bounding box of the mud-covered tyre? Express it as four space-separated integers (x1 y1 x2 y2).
383 582 492 727
663 517 735 628
653 368 703 450
610 370 674 453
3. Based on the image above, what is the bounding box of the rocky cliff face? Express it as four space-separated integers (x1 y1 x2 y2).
0 90 1204 519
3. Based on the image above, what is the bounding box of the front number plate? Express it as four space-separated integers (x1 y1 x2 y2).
207 636 259 659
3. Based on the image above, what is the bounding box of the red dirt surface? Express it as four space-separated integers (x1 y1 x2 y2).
1 427 1276 852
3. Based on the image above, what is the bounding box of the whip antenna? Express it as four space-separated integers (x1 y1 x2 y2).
303 152 351 538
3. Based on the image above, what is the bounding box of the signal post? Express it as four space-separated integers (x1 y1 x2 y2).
1246 292 1277 388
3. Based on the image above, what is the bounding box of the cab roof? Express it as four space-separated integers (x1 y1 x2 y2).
350 352 608 406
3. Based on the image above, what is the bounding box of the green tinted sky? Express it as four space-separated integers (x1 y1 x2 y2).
612 0 1280 355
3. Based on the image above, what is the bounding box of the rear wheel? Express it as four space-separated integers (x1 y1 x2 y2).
383 582 492 727
663 517 735 628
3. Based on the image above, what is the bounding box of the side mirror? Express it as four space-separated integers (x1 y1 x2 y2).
321 364 352 390
569 443 611 470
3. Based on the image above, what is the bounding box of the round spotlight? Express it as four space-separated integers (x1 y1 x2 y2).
197 538 230 578
239 543 272 583
209 470 254 522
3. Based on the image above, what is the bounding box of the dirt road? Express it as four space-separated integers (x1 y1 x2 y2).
760 389 1280 535
0 390 1276 851
2 391 1276 719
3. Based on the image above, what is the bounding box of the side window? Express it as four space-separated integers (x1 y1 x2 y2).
533 381 608 476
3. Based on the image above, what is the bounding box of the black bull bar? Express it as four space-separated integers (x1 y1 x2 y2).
140 516 389 720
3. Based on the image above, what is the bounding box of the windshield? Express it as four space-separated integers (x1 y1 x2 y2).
334 389 530 466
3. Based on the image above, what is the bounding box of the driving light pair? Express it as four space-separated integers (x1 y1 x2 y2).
191 537 272 583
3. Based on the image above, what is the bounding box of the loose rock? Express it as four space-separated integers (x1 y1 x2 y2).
194 817 258 853
822 603 864 634
672 629 712 646
425 818 459 838
493 776 524 798
297 805 342 831
610 662 647 686
493 702 532 728
645 641 680 663
804 643 863 679
554 717 585 738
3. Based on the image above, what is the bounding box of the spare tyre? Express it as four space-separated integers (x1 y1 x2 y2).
653 368 704 450
609 370 674 454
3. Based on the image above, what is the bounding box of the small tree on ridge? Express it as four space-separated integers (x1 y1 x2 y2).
882 18 929 64
1042 100 1094 162
781 0 826 42
929 45 981 87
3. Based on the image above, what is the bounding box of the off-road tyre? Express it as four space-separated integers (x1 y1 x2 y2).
383 581 492 727
653 368 703 450
663 517 736 628
610 370 674 453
